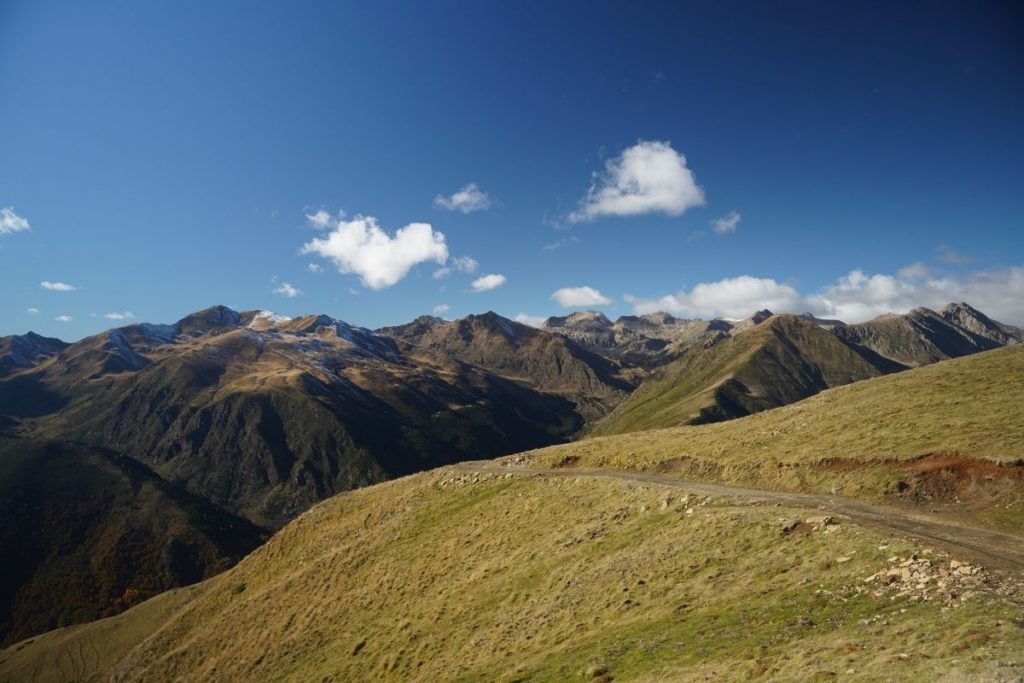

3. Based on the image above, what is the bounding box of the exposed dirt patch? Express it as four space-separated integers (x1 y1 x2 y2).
552 454 581 468
891 453 1024 505
821 452 1024 505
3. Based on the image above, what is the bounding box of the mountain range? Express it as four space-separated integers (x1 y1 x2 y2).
0 301 1019 644
3 343 1023 681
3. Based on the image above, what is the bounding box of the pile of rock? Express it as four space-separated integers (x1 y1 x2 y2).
502 454 535 468
861 555 986 607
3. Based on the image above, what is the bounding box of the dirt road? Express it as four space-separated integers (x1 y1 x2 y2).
454 461 1024 572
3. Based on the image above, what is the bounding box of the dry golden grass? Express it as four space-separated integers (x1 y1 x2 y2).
3 469 1023 682
527 346 1024 496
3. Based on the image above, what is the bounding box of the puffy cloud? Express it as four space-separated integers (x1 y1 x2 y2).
471 273 506 292
0 207 30 235
301 214 449 290
711 210 741 235
626 266 1024 324
26 307 40 315
514 313 546 328
551 286 613 308
41 281 76 292
569 141 705 222
627 276 801 320
434 183 492 213
433 304 451 315
935 244 974 265
54 315 72 322
104 311 135 320
307 262 323 273
806 267 1024 324
272 282 302 298
433 256 479 279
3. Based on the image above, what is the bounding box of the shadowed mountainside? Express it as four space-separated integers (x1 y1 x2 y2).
0 437 265 646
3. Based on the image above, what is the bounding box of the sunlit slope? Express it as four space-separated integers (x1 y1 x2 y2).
3 469 1022 682
552 344 1023 469
591 315 884 435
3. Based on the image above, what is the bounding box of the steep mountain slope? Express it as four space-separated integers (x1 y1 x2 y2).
0 437 264 646
5 348 1024 681
0 333 68 379
0 307 590 528
378 311 632 419
592 314 885 434
834 303 1022 368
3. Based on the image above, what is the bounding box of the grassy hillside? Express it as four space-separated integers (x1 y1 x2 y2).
3 469 1022 682
530 345 1024 529
592 315 884 435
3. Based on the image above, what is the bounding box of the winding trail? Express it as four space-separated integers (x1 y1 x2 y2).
454 461 1024 572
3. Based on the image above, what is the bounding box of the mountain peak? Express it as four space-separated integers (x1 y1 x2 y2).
544 311 613 331
176 305 242 336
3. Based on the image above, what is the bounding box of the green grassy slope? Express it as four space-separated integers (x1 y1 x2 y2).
592 315 885 435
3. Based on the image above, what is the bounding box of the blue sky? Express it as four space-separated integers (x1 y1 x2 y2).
2 0 1023 339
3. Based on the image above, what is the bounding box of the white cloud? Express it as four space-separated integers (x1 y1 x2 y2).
471 273 506 292
542 236 580 251
626 276 801 320
433 255 479 279
711 210 741 235
301 214 449 290
104 311 135 320
54 315 72 322
307 262 323 273
569 140 705 222
935 244 973 265
514 313 546 328
273 282 302 298
433 304 451 315
305 209 340 229
434 183 492 213
453 256 479 273
0 207 30 235
41 281 76 292
626 266 1024 324
26 307 40 315
897 262 929 280
551 286 613 308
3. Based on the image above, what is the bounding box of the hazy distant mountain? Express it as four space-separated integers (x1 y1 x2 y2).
834 303 1023 368
379 311 632 420
541 310 734 368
